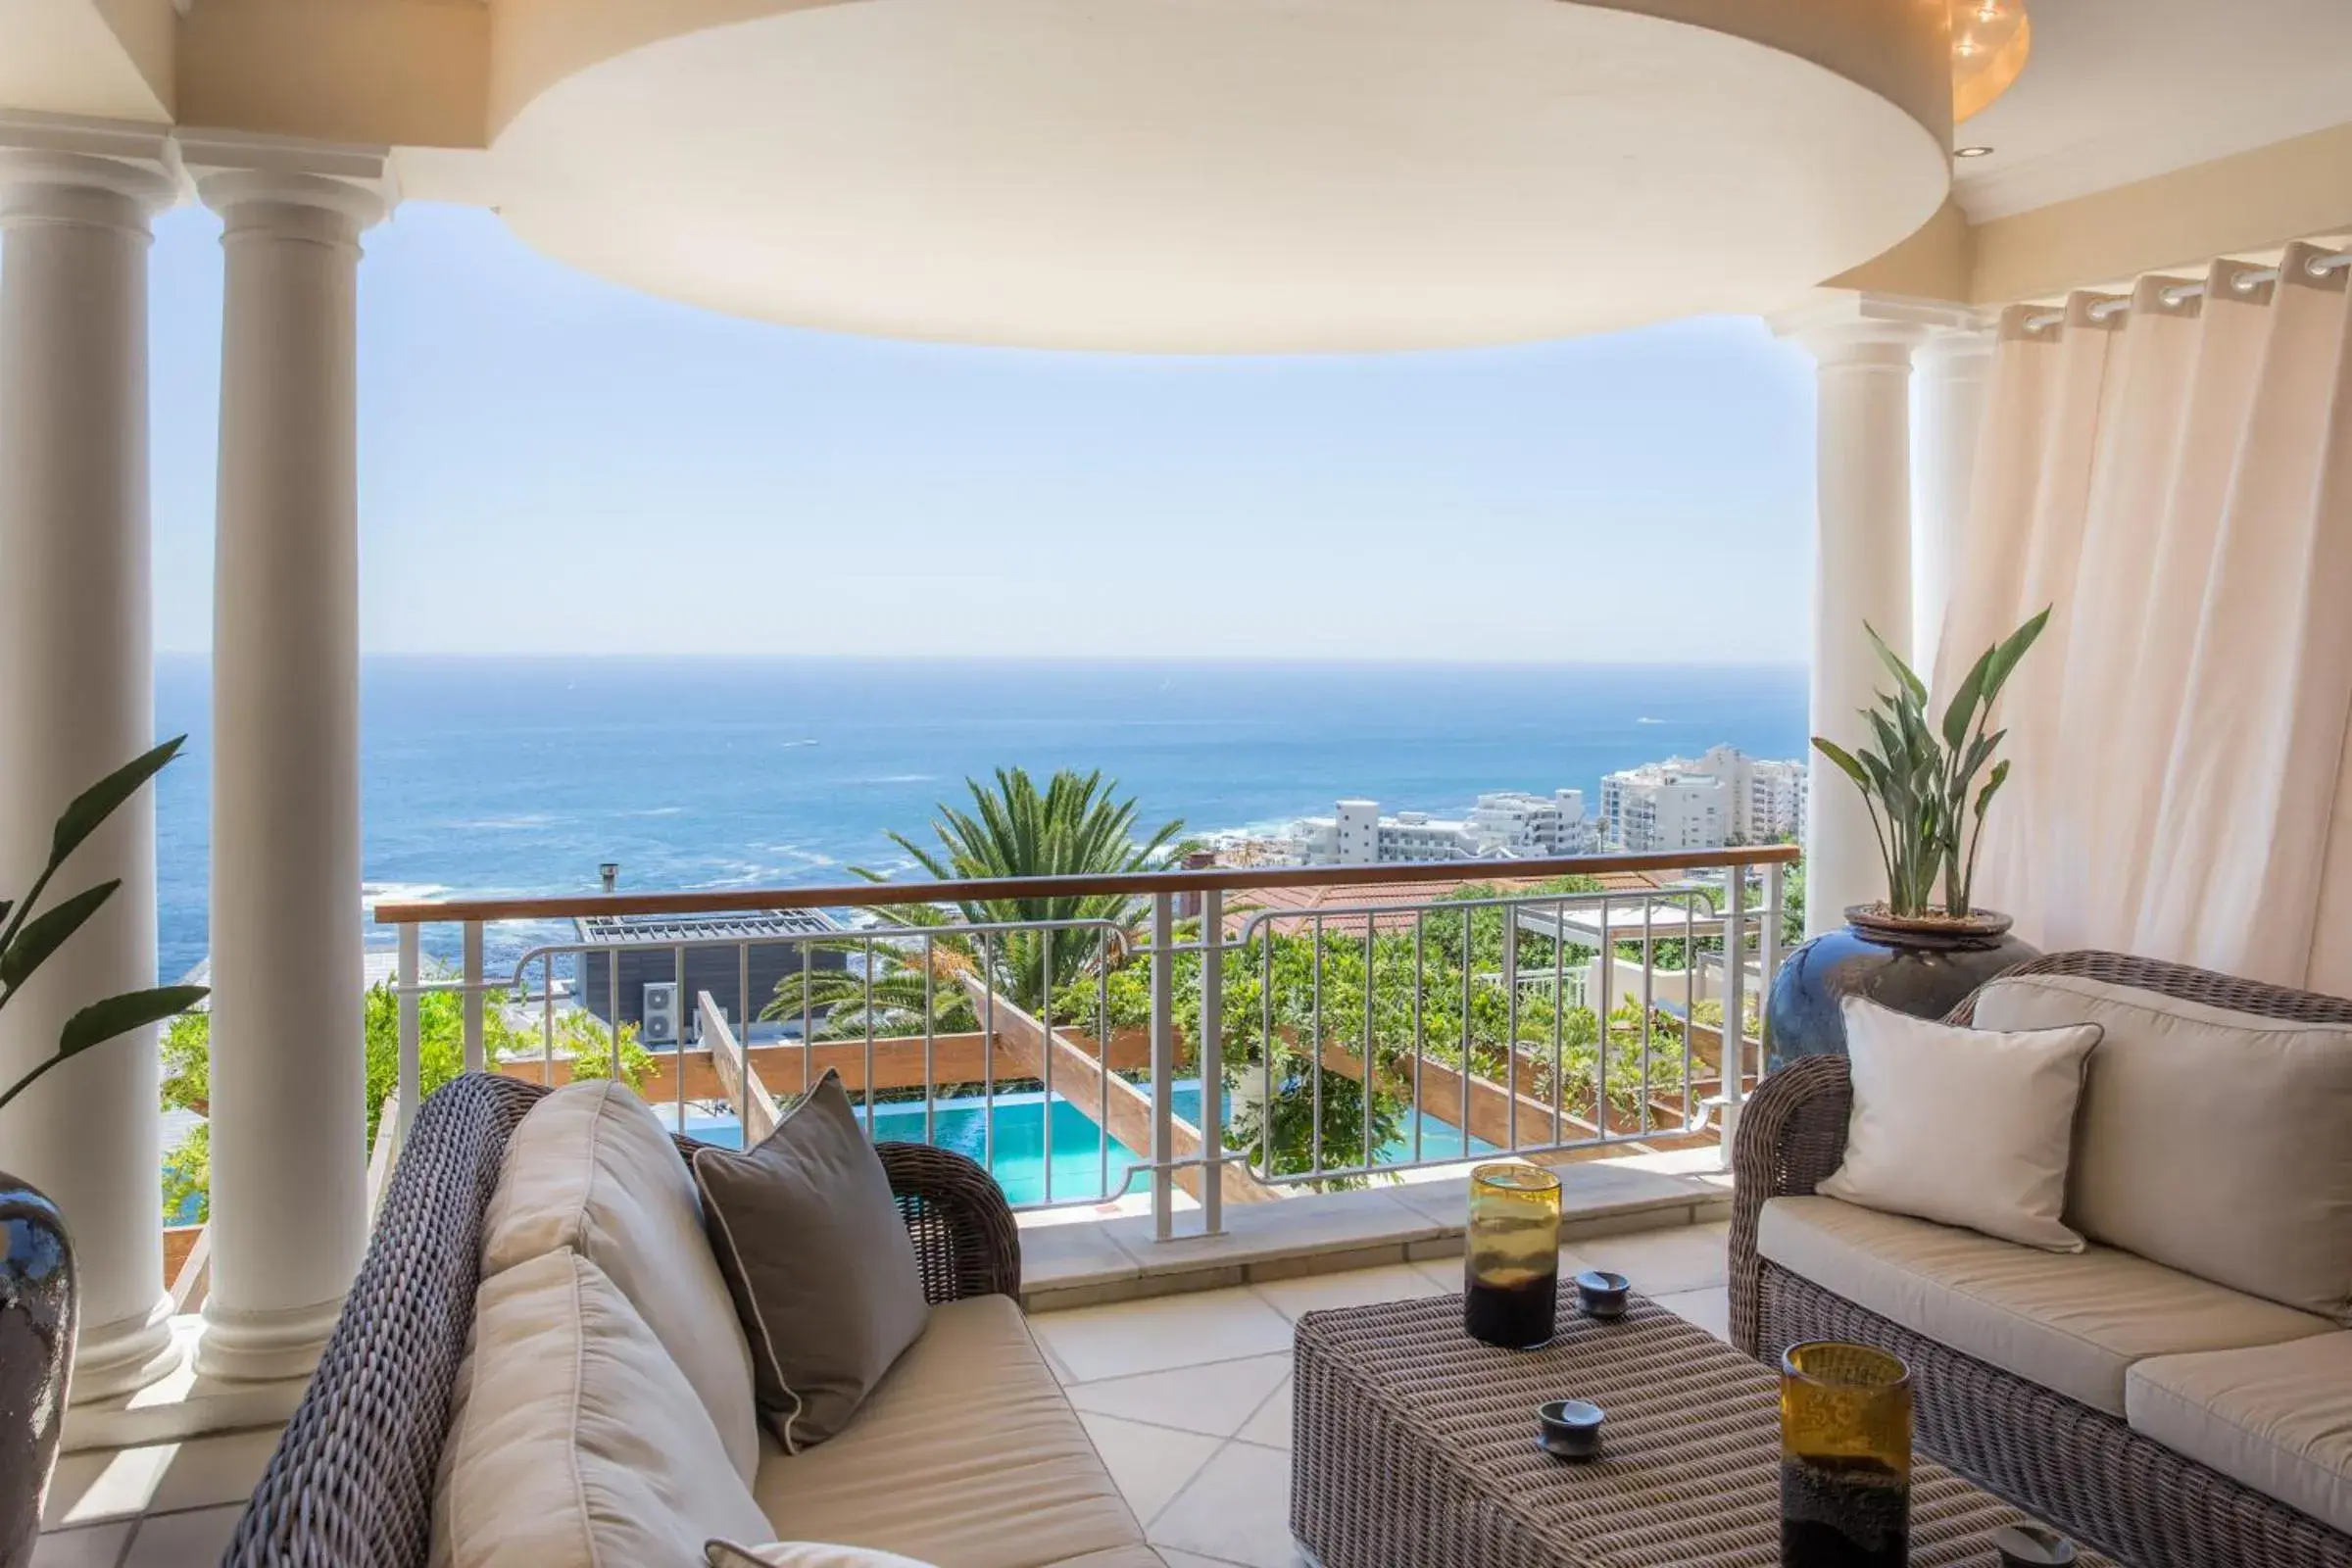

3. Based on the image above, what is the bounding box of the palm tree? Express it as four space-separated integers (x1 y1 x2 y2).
764 767 1187 1039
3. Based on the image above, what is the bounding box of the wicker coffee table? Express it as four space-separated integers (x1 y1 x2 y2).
1292 1289 2121 1568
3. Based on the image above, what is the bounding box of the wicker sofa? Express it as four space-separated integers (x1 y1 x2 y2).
222 1072 1160 1568
1732 950 2352 1568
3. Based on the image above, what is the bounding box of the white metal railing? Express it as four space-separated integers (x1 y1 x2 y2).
376 847 1790 1239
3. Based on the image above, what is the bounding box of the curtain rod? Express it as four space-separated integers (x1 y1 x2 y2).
2021 249 2352 333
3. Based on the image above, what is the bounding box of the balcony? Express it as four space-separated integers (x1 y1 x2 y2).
360 845 1792 1299
36 847 1788 1563
8 1 2352 1561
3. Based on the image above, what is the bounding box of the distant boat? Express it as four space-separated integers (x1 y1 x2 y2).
1636 716 1666 725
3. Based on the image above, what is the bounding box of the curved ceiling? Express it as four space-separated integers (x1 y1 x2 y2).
491 0 1950 353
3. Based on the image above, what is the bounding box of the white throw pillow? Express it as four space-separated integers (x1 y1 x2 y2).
482 1078 760 1481
708 1544 939 1568
1817 997 2102 1251
430 1250 772 1568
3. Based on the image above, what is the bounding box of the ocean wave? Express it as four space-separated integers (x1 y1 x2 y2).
751 845 839 867
362 881 448 907
704 860 815 888
446 813 561 830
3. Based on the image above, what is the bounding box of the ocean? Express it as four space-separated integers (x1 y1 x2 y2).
150 656 1805 981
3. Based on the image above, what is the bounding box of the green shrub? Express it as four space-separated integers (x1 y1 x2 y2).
548 1009 657 1088
160 977 635 1217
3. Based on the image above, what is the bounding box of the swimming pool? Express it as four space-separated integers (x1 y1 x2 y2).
685 1080 1494 1206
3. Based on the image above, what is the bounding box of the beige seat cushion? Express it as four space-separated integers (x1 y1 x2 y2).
708 1545 941 1567
430 1250 772 1568
483 1078 760 1480
709 1547 1166 1568
2128 1334 2352 1535
1758 1196 2333 1414
1973 972 2352 1321
753 1295 1149 1568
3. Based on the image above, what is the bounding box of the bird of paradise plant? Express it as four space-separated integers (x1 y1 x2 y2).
1811 609 2049 920
0 738 207 1115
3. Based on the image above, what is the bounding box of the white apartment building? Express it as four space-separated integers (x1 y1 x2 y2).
1677 745 1809 844
1744 757 1809 843
1600 764 1728 853
1602 746 1809 852
1465 790 1602 857
1289 799 1484 865
1286 762 1794 866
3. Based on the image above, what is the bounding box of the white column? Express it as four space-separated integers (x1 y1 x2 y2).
0 125 183 1402
1776 300 1931 937
1911 321 1997 678
192 147 389 1383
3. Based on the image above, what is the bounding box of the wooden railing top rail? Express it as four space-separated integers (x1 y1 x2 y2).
373 844 1800 924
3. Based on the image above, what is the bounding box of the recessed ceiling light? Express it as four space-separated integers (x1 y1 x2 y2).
1954 145 1995 158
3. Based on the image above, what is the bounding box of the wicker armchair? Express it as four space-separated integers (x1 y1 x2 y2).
1731 950 2352 1568
222 1072 1021 1568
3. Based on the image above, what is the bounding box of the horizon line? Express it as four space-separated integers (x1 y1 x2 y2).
154 650 1808 670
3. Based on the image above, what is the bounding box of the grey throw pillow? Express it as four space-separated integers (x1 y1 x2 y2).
691 1070 930 1451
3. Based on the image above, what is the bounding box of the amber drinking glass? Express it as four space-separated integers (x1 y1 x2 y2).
1780 1341 1912 1567
1463 1163 1561 1348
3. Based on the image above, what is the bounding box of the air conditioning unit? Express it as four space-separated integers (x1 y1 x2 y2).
641 981 680 1046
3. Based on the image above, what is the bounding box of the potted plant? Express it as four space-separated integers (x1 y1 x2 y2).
1764 612 2047 1070
0 738 206 1565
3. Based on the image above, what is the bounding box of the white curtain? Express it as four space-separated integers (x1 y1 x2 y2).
1936 241 2352 995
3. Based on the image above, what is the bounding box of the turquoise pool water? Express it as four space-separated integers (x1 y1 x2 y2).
687 1091 1142 1205
686 1081 1495 1206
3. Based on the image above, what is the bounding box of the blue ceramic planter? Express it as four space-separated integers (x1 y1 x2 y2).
0 1177 74 1568
1765 906 2039 1072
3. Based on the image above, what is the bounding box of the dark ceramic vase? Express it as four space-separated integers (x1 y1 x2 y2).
1765 905 2040 1072
0 1175 74 1568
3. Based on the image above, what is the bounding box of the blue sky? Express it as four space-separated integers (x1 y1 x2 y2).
147 201 1818 662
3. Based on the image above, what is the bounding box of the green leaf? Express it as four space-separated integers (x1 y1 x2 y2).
1809 738 1872 795
1858 768 1900 824
0 984 206 1118
1855 742 1904 805
0 882 119 994
1865 710 1906 773
1864 623 1928 707
59 986 208 1057
1951 728 2005 796
46 737 184 873
1940 647 1992 753
1892 693 1939 769
1982 609 2052 704
1975 759 2011 822
1957 759 2014 913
